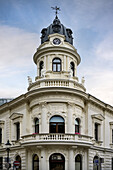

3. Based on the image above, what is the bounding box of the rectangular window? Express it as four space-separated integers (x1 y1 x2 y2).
112 158 113 170
0 157 3 170
95 123 98 141
16 122 20 140
0 128 2 144
112 130 113 143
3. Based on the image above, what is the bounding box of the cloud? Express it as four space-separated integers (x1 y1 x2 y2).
81 67 113 105
0 25 40 69
0 25 40 98
95 33 113 61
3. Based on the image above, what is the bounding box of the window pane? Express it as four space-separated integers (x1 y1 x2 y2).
0 129 2 143
57 64 61 71
50 116 64 123
0 157 3 170
53 64 56 71
58 124 64 133
16 123 20 140
50 124 56 133
53 59 61 63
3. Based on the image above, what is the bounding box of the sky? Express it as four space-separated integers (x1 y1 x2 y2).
0 0 113 106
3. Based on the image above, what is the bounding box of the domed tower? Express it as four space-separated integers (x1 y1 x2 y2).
26 9 87 170
28 13 85 92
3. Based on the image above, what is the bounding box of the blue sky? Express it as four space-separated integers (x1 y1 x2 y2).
0 0 113 105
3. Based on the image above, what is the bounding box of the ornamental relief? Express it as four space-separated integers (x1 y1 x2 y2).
74 148 85 157
31 112 41 120
48 103 67 113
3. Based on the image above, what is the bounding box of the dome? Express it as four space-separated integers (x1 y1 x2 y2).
41 16 73 45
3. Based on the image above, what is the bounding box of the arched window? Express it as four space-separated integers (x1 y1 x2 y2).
15 155 21 170
34 118 39 134
0 128 2 144
39 61 44 76
70 62 75 76
52 58 61 72
75 118 80 134
50 116 65 133
93 156 100 170
49 153 65 170
33 154 39 170
75 154 82 170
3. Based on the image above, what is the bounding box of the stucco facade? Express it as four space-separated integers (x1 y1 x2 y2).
0 16 113 170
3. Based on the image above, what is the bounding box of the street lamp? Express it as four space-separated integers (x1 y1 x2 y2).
5 140 11 169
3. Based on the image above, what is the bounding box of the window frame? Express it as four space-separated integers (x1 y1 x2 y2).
15 122 20 140
33 154 39 170
39 61 44 76
0 128 2 144
0 157 3 170
70 61 75 76
34 118 39 134
52 58 61 72
49 116 65 133
75 118 80 134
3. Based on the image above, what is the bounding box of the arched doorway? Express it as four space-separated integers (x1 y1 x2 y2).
75 154 82 170
15 155 21 170
49 153 65 170
33 154 39 170
93 156 100 170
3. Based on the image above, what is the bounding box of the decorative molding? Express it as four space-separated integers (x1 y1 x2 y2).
10 112 23 120
92 114 105 121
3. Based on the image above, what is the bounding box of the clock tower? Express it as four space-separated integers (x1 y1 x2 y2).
28 14 86 92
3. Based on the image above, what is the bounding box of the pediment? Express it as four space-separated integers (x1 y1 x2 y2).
92 114 105 121
10 112 23 120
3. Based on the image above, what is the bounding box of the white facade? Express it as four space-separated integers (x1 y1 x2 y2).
0 18 113 170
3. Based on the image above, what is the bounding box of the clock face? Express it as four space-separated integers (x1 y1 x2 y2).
53 38 61 45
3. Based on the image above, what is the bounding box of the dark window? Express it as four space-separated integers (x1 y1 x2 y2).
39 61 44 76
75 154 82 170
93 156 100 170
33 154 39 170
52 58 61 72
35 118 39 133
49 153 65 170
16 122 20 140
95 123 99 141
111 158 113 170
50 116 65 133
16 155 21 170
70 62 75 76
112 130 113 143
0 157 3 170
0 128 2 144
75 118 80 133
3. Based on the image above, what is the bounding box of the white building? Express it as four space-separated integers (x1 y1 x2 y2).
0 14 113 170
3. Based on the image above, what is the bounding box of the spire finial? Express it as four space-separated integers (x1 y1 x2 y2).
51 6 61 17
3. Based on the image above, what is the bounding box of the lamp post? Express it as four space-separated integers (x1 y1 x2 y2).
5 140 11 170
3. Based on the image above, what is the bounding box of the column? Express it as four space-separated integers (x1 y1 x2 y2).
40 149 47 170
27 150 32 170
68 149 74 170
63 55 66 71
41 103 48 133
67 103 74 134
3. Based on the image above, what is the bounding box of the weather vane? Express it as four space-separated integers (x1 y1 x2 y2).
51 6 61 17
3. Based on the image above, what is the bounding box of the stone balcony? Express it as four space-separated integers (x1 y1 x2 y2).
28 78 86 92
20 133 93 147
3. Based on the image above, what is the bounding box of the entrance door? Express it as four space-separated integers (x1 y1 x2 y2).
49 153 65 170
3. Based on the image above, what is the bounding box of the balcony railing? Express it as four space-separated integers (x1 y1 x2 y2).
21 133 93 144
